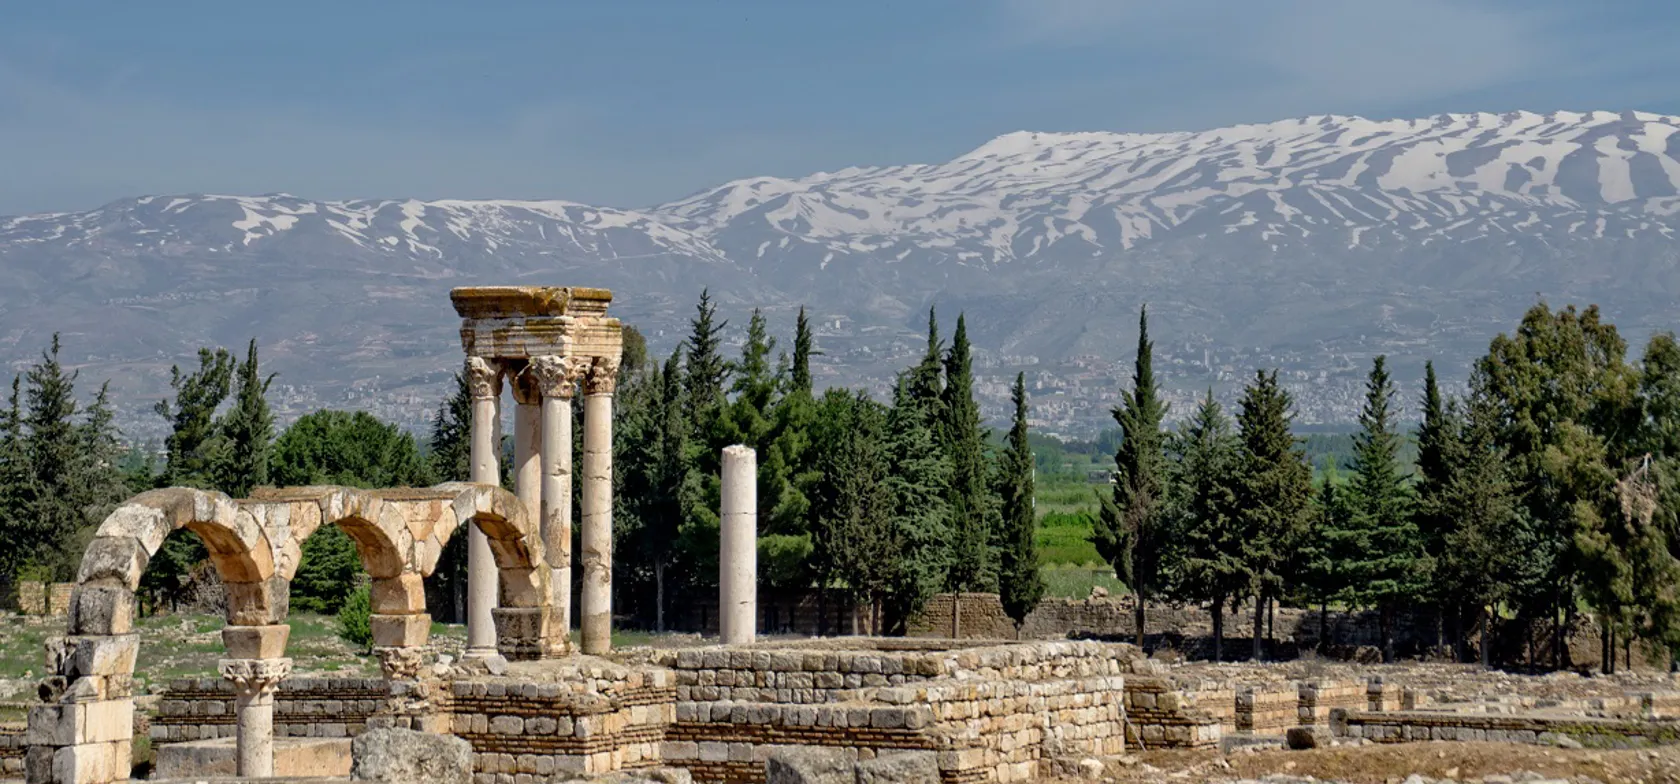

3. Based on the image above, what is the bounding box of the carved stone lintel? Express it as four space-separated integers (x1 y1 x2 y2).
584 357 621 396
218 658 293 698
465 357 503 400
374 647 426 681
527 355 590 400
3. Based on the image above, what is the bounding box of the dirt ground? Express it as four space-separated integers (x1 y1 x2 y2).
1091 741 1680 783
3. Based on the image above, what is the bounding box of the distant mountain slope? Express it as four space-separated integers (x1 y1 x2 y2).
3 111 1678 436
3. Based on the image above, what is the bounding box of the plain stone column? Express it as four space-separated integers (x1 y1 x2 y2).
220 658 292 779
511 368 543 550
720 445 758 645
465 357 503 658
530 355 583 637
580 358 619 655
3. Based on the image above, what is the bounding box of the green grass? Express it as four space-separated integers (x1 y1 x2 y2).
1040 563 1126 599
1037 511 1101 565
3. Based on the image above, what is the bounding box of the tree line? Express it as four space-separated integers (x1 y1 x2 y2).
1105 302 1680 670
0 294 1044 637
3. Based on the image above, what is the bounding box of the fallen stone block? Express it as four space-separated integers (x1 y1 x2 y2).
1286 725 1333 750
854 751 939 784
351 727 472 784
766 746 853 784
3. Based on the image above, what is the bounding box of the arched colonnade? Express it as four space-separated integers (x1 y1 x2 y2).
28 482 556 783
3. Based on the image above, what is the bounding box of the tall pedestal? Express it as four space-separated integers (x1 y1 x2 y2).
720 445 758 645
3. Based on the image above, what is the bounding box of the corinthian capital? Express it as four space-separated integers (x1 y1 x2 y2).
528 355 591 400
585 357 621 396
218 657 293 697
466 357 503 400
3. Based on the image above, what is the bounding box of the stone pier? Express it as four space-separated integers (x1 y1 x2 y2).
719 445 758 645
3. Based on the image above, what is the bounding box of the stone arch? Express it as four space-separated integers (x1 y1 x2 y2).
34 488 277 784
430 482 562 659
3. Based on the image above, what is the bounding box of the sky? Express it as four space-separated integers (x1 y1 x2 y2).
4 0 1680 216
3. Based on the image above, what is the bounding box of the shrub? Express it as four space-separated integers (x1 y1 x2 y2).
336 583 372 651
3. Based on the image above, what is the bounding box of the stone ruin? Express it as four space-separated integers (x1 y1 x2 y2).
15 284 1680 784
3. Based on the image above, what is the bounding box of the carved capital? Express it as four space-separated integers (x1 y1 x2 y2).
218 657 293 698
509 363 542 406
466 357 503 400
527 355 590 400
584 357 621 396
374 647 426 681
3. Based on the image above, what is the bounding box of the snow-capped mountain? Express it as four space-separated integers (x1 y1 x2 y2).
3 111 1679 434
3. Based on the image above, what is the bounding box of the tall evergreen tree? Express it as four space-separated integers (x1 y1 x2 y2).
808 390 896 632
1335 356 1422 662
155 347 235 488
1094 305 1171 647
683 289 729 426
0 378 28 591
1435 390 1522 666
23 336 92 578
791 306 815 396
1166 390 1246 662
942 313 995 591
997 373 1043 622
1412 360 1453 644
215 339 274 497
882 377 953 631
1299 465 1348 653
1234 369 1313 660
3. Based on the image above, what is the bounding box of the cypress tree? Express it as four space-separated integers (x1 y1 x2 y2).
1167 390 1245 661
1235 370 1313 660
1094 305 1170 647
683 289 729 427
792 307 815 396
1413 360 1452 646
942 313 995 592
997 373 1043 622
215 339 274 497
1338 356 1421 662
0 378 27 589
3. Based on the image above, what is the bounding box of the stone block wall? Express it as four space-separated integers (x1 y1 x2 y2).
444 663 676 780
151 677 387 742
1 722 25 778
47 584 73 617
1121 676 1220 750
656 640 1133 784
1368 681 1402 712
1235 684 1298 734
907 594 1019 640
1336 709 1680 747
17 582 46 616
1643 692 1680 719
1299 680 1364 726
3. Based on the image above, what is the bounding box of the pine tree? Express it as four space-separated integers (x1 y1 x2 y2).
155 347 235 488
23 335 91 578
997 373 1043 622
215 339 274 497
1234 370 1313 660
683 289 729 427
1435 391 1521 666
942 313 995 591
908 307 944 419
1336 356 1421 662
809 390 896 632
1166 390 1246 662
881 376 952 631
0 377 30 590
1299 466 1348 653
1094 305 1171 647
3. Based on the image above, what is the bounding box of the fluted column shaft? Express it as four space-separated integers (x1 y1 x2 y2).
580 357 619 655
466 357 502 657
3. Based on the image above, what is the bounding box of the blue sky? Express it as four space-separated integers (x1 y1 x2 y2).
4 0 1679 215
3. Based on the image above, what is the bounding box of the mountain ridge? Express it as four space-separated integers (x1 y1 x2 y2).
3 110 1678 438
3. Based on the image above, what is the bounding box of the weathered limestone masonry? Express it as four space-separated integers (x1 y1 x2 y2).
907 595 1018 641
1235 684 1299 734
652 639 1132 784
1298 679 1365 726
1335 708 1680 747
1119 675 1221 750
25 482 555 784
152 677 389 742
452 286 624 659
2 723 25 778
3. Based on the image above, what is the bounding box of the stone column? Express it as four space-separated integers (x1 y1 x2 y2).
465 357 503 658
511 365 543 542
580 357 619 655
530 355 586 637
720 445 758 645
218 657 292 779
